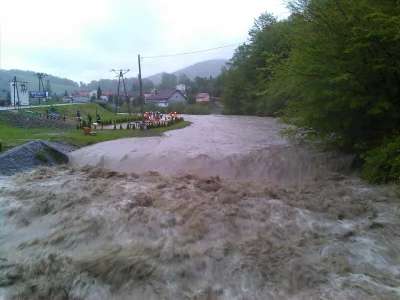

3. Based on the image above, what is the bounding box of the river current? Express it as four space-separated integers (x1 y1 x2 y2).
0 115 399 299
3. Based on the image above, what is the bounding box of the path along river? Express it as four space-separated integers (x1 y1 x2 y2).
0 115 399 299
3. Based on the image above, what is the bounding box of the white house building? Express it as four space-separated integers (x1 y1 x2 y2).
174 83 186 92
145 89 186 107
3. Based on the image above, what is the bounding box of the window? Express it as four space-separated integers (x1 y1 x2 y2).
176 95 178 98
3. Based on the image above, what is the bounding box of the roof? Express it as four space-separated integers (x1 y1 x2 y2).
146 89 186 101
196 93 209 98
102 90 112 96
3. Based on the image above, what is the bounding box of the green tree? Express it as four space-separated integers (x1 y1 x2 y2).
97 86 102 99
142 79 154 93
45 80 53 98
220 12 289 116
108 94 114 103
158 73 177 90
186 93 196 105
178 73 194 87
279 0 400 151
64 90 68 97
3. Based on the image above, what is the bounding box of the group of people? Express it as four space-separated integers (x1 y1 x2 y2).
143 111 179 122
77 111 101 125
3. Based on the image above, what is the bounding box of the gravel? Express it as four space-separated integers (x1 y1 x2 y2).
0 140 76 176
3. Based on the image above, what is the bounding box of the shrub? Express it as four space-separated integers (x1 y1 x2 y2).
168 103 185 114
184 104 209 115
361 136 400 184
35 151 49 162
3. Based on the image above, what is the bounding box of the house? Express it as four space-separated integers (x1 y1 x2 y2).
146 89 186 107
173 83 186 92
89 90 97 98
89 89 113 101
143 93 152 100
72 90 90 97
196 92 210 103
102 90 113 97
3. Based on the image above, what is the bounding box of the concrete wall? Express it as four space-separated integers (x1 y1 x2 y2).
10 82 29 106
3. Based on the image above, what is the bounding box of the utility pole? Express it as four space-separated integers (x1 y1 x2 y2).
34 72 48 105
122 77 131 116
138 55 144 129
13 76 17 106
115 73 121 115
110 69 131 116
14 77 21 109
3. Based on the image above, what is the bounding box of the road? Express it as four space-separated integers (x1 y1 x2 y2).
0 102 88 111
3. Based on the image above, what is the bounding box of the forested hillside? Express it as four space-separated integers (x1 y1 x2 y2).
146 59 228 85
220 0 400 183
0 69 79 94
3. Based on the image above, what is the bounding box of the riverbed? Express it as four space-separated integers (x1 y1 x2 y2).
1 115 399 299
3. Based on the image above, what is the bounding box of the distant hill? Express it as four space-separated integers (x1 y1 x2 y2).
0 69 80 95
146 59 228 85
0 69 153 95
0 58 228 96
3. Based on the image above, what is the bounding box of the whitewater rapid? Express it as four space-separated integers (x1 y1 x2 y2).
0 115 399 299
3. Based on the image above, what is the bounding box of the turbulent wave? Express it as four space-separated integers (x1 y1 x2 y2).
0 166 399 299
70 145 355 186
1 116 399 299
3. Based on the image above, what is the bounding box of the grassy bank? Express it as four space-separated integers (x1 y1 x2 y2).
104 102 213 115
0 120 191 152
29 103 141 123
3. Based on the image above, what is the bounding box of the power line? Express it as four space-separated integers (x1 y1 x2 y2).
141 42 244 59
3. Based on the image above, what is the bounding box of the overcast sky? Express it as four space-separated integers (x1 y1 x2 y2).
1 0 288 83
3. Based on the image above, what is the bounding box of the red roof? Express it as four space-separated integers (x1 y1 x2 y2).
102 90 113 96
73 91 90 97
196 93 209 98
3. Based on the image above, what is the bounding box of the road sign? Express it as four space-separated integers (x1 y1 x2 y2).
29 91 48 98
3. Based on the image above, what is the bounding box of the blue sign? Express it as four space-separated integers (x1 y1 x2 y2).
30 91 47 98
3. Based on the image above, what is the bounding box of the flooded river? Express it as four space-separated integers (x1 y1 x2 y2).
1 115 400 299
69 115 354 185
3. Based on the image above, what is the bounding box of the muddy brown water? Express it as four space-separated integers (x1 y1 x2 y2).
69 115 355 185
1 115 400 299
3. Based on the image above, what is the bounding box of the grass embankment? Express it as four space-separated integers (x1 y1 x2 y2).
104 102 214 115
29 103 140 123
0 120 191 152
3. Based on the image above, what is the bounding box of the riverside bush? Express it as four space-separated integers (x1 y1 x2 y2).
184 104 209 115
361 136 400 184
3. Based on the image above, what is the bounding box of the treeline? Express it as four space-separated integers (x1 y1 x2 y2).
221 0 400 184
1 69 79 87
0 69 79 94
83 78 154 94
156 72 223 103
